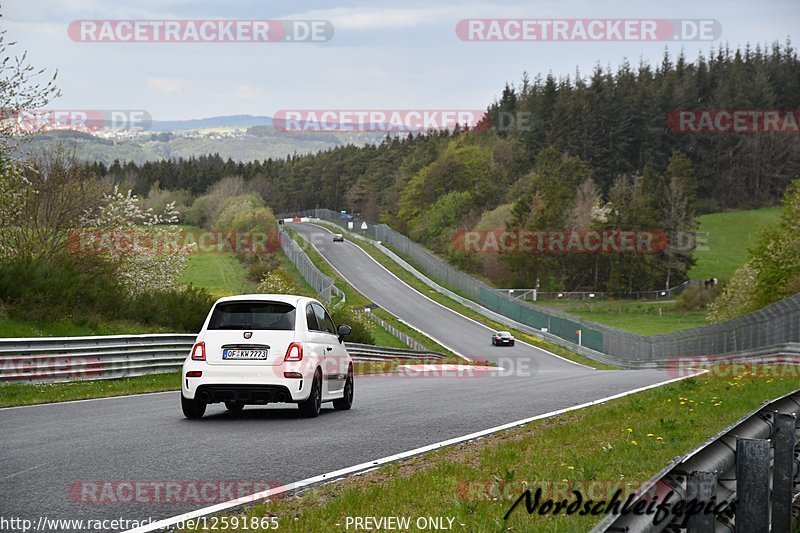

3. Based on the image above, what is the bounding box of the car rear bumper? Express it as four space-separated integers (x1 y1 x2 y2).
195 384 295 404
181 361 309 402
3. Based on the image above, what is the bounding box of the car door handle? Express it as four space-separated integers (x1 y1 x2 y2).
326 346 333 351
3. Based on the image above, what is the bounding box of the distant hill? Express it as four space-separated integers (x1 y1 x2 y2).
13 113 385 163
149 114 274 131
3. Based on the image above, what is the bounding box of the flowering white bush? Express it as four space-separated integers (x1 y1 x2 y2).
257 270 298 295
0 158 29 258
706 259 759 322
82 186 191 295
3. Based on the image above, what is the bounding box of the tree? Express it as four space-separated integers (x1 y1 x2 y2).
0 11 61 257
659 151 698 288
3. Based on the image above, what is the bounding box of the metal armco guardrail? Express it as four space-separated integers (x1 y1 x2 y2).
278 227 334 303
0 334 195 382
287 209 800 367
344 342 446 362
593 387 800 532
364 311 430 352
0 335 445 383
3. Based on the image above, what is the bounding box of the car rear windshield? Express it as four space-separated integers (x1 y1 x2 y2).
208 301 296 331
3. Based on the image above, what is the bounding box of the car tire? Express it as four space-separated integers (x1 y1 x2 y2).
225 401 244 412
298 369 322 418
333 365 354 411
510 341 515 346
181 395 206 419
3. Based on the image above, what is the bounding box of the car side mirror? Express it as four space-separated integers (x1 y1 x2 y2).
337 324 352 342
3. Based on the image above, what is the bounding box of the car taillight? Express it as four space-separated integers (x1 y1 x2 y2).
191 341 206 361
284 342 303 362
186 371 202 377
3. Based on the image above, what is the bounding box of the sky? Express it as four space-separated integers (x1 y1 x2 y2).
4 0 798 121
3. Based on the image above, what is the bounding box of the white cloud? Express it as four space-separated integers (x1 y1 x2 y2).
227 84 260 101
146 77 186 93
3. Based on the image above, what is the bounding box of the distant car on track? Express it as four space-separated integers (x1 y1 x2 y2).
491 331 515 346
181 294 353 419
332 233 345 242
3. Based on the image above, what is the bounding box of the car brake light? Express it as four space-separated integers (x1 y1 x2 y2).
284 342 303 362
284 372 303 378
191 341 206 361
186 371 202 377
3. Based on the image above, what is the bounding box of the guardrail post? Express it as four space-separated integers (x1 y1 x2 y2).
735 437 770 532
686 471 716 532
772 412 796 533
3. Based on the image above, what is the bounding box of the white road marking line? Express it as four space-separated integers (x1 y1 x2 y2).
124 370 705 533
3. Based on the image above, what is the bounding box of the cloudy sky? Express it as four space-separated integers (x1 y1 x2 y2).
4 0 798 120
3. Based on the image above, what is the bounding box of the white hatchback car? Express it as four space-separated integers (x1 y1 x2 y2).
181 294 353 419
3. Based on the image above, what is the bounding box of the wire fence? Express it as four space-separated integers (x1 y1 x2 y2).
278 227 333 303
287 208 800 365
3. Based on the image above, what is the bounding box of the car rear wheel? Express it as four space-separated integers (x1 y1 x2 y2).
181 395 206 419
225 401 244 412
298 369 322 418
333 366 354 411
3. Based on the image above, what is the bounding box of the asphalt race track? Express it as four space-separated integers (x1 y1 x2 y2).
0 222 677 532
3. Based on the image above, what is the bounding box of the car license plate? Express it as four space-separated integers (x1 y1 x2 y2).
222 349 268 360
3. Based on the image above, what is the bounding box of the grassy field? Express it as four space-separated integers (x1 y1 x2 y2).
543 300 709 335
204 368 798 532
178 225 258 297
688 207 781 280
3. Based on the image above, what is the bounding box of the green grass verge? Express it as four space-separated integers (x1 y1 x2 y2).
370 308 459 359
315 226 612 369
0 318 172 338
368 321 408 349
205 369 798 532
0 372 181 407
688 207 781 280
